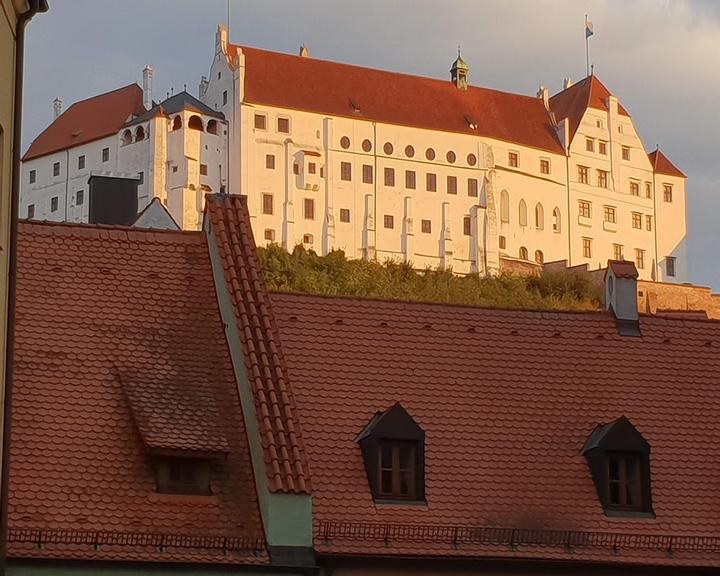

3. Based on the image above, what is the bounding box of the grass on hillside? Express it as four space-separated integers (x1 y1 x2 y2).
257 244 602 311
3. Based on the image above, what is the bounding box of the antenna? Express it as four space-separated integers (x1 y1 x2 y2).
227 0 231 40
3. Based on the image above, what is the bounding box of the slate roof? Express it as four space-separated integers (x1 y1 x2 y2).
649 149 686 178
11 221 266 563
23 84 146 161
232 44 565 153
270 291 720 567
124 91 225 127
607 259 639 279
204 194 311 494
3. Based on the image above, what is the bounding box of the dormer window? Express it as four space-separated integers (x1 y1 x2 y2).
582 416 652 516
154 456 211 495
357 403 425 502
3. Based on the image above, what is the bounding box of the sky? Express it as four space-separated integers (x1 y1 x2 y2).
21 0 720 288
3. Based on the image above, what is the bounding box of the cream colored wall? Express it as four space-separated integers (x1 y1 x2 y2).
654 172 687 281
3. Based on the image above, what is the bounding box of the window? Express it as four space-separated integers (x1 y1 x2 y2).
277 117 290 134
362 164 373 184
362 139 372 152
467 178 478 197
467 153 477 166
199 164 207 176
630 181 639 196
50 196 59 212
384 215 394 229
254 113 267 130
519 246 528 260
265 154 275 170
500 190 510 223
303 233 314 244
384 167 395 187
604 206 616 223
425 147 435 161
535 250 544 264
552 207 561 233
308 162 317 175
404 145 415 158
613 244 624 260
78 155 85 170
579 201 591 218
632 212 642 229
171 117 182 131
188 115 203 131
122 129 133 145
138 171 144 185
27 204 35 219
499 235 506 250
599 141 607 155
446 150 456 164
540 159 550 174
645 182 652 198
76 190 84 205
206 119 217 135
622 146 630 161
446 175 457 195
221 90 228 106
293 163 300 175
596 119 604 128
405 170 416 190
102 147 109 162
304 198 315 220
635 248 645 270
597 170 608 188
383 142 394 155
378 440 418 499
264 229 276 242
172 166 178 173
586 138 594 152
663 184 673 203
646 215 653 231
508 152 518 167
518 199 527 227
340 161 352 181
340 208 350 223
262 194 273 215
155 457 210 496
578 165 589 184
426 173 437 192
606 452 643 510
666 256 676 277
535 203 544 230
29 170 36 184
421 219 431 234
340 136 351 150
53 162 60 177
582 237 592 258
463 216 471 236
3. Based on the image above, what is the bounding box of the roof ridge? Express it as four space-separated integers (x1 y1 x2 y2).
63 82 140 109
18 218 202 238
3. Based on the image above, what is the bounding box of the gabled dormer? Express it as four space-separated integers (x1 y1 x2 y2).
582 416 653 516
356 403 425 502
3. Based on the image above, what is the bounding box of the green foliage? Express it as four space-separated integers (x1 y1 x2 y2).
258 244 602 311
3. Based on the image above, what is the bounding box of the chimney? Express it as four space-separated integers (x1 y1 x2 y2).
605 260 640 337
53 97 63 120
563 77 573 89
142 65 153 110
199 75 209 99
299 44 310 58
536 85 549 110
216 24 229 55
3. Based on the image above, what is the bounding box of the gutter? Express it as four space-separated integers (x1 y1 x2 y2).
1 0 48 571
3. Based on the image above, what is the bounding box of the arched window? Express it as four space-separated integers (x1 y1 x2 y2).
172 116 182 131
500 190 510 223
553 207 561 233
121 129 132 146
535 250 544 264
535 203 544 230
206 119 218 135
518 199 527 227
188 115 203 131
135 125 145 141
519 246 529 260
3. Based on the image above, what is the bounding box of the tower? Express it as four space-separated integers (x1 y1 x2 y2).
450 48 469 90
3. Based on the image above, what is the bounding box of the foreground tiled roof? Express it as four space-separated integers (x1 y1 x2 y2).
549 75 630 142
125 90 225 127
271 292 720 567
205 194 310 494
649 149 686 178
233 44 564 153
11 221 266 563
23 84 146 161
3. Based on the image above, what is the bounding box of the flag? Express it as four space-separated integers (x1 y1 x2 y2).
586 19 594 38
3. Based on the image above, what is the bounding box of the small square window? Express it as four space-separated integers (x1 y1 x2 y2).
426 173 437 192
586 138 594 152
622 146 630 161
78 155 85 170
508 152 518 167
384 214 394 229
463 215 471 236
172 165 178 173
340 161 352 181
304 198 315 220
447 175 457 195
155 457 210 495
598 141 607 155
362 164 373 184
264 229 276 242
265 155 275 170
50 196 59 212
467 178 478 197
262 193 273 215
384 167 395 187
254 113 267 130
53 162 60 177
340 208 350 223
27 204 35 219
303 233 314 244
277 117 290 134
666 256 676 277
76 190 84 206
102 147 109 162
421 219 431 234
540 159 550 175
582 237 592 259
405 170 416 190
29 170 36 184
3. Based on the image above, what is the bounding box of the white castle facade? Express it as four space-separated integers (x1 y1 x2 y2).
20 25 687 281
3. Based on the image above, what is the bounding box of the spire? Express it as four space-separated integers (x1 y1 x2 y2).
450 46 469 90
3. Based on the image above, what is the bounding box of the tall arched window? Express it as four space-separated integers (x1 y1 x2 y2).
135 125 145 141
188 115 203 131
172 116 182 131
535 250 544 264
121 129 132 146
518 199 527 227
519 246 529 260
535 203 544 230
500 190 510 223
553 207 561 233
206 119 218 135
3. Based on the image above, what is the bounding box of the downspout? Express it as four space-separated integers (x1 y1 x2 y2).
651 149 659 280
2 1 47 570
64 148 69 220
564 147 572 267
372 121 377 261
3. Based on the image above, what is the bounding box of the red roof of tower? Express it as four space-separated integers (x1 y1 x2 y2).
648 149 686 178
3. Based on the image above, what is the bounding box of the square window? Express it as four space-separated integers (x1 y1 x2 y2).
303 233 314 244
540 159 550 174
578 165 589 184
604 206 616 223
50 196 59 212
384 214 394 229
405 170 416 190
632 212 642 229
646 215 653 231
27 204 35 219
597 170 608 188
155 457 210 496
622 146 630 161
582 237 592 258
172 165 178 173
304 198 315 220
102 147 109 162
663 184 673 203
53 162 60 177
262 194 273 215
508 152 518 167
666 256 676 277
421 219 431 234
384 167 395 187
630 181 639 196
254 113 267 130
599 141 607 155
463 215 471 236
426 173 437 192
277 117 290 134
78 155 85 170
447 175 457 195
586 138 594 152
340 208 350 223
264 228 276 242
635 249 645 270
467 178 478 197
340 161 352 181
308 162 316 175
613 244 623 260
29 170 36 184
76 190 84 205
579 201 591 218
265 155 275 170
362 164 373 184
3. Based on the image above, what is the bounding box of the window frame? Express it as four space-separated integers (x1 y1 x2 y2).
508 151 519 168
578 200 591 218
446 175 457 195
635 248 645 270
340 161 352 182
254 113 267 131
29 169 36 184
339 208 351 223
666 256 676 277
582 237 592 259
362 164 373 184
405 170 416 190
663 184 673 203
50 196 59 212
303 198 315 220
632 212 642 229
597 169 609 188
384 167 395 187
539 159 550 175
605 451 644 511
467 178 478 197
262 193 274 215
426 172 437 192
277 116 291 134
603 205 616 224
265 154 275 170
78 155 85 170
102 147 109 163
578 165 589 184
377 440 418 500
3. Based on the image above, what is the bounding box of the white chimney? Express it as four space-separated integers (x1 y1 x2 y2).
605 260 640 336
563 77 573 90
536 85 549 110
299 44 310 58
53 97 63 120
142 65 153 110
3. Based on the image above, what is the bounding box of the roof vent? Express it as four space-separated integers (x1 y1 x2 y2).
605 260 640 337
299 44 310 58
563 77 573 89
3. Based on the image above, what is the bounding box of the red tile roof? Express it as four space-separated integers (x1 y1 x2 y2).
270 291 720 567
649 149 686 178
23 84 146 161
205 194 311 494
11 221 266 564
233 45 564 153
549 75 630 142
607 259 639 279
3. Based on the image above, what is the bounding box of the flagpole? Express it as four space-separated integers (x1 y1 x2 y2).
585 14 589 77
